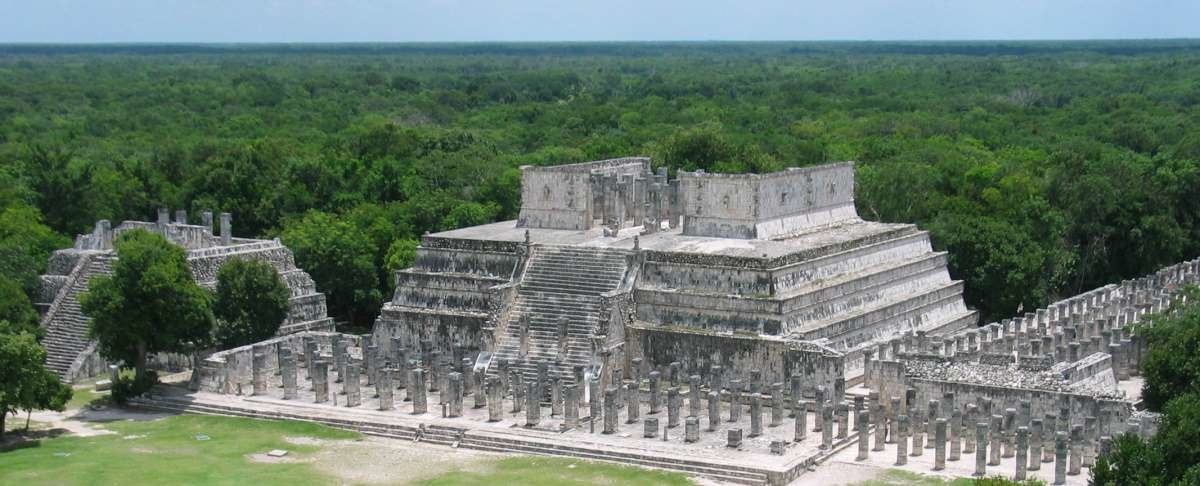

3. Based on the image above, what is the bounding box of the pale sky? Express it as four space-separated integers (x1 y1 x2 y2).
0 0 1197 43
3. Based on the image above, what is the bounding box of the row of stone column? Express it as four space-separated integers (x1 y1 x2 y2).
873 259 1200 372
857 389 1123 485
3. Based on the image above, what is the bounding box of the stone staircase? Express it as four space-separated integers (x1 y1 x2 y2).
490 245 631 384
41 254 112 379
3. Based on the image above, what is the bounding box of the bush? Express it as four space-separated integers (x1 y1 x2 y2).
111 370 158 404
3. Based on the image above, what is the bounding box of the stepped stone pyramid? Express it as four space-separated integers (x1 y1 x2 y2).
36 209 334 382
372 158 975 390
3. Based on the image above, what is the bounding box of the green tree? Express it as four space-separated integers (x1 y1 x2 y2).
280 211 381 325
0 276 39 335
1139 286 1200 411
0 330 72 438
212 258 291 349
80 229 214 382
385 238 420 273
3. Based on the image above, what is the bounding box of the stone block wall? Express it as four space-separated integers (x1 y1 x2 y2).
626 324 844 398
680 162 859 239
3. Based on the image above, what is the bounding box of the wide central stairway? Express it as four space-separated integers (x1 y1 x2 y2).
489 245 631 385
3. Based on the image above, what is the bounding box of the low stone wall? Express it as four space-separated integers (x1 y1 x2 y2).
197 331 342 393
371 306 487 362
626 324 844 399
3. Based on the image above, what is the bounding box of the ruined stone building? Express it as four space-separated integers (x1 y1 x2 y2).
37 209 333 382
371 158 976 395
174 158 1191 484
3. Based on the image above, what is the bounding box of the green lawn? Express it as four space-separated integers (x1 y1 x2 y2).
0 413 695 485
0 415 359 486
418 457 693 486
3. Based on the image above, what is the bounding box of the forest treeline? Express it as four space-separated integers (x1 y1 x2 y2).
2 41 1200 327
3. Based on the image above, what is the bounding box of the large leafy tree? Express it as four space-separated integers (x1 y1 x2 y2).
0 276 39 335
1139 286 1200 411
80 229 214 382
280 211 381 326
213 258 290 349
0 330 72 438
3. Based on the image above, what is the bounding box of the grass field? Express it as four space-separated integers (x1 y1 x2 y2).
0 414 696 485
0 415 359 485
417 457 694 486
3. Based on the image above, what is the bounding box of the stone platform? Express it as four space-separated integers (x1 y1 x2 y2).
137 365 863 486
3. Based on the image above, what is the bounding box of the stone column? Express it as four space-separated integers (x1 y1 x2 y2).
964 403 977 454
888 396 901 444
602 387 618 434
411 368 427 414
874 403 887 451
526 381 541 427
281 349 298 400
644 417 659 438
563 384 580 429
462 358 475 397
685 416 700 443
1029 419 1043 471
219 212 232 246
344 363 361 407
975 422 989 476
304 338 317 385
857 410 870 461
795 400 808 442
982 413 1002 465
790 375 803 418
770 384 784 428
474 373 487 409
550 377 563 417
487 376 503 422
1043 413 1057 463
727 428 743 449
667 387 681 428
708 391 720 431
934 418 947 471
366 344 379 387
1054 431 1067 485
1084 415 1098 467
648 371 662 414
447 372 464 417
251 351 268 396
949 409 961 461
1016 426 1029 480
896 415 909 465
313 361 329 403
837 402 850 439
511 372 524 413
689 375 703 418
201 211 214 234
729 381 743 422
911 411 924 457
589 377 601 424
821 403 833 450
749 393 763 437
926 399 939 449
333 337 348 384
1068 424 1082 475
377 367 394 411
624 383 639 424
1003 408 1016 458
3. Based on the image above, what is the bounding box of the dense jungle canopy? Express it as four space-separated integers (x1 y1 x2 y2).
3 41 1200 326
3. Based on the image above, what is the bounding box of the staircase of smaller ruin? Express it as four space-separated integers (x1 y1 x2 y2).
41 255 112 379
489 245 631 384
